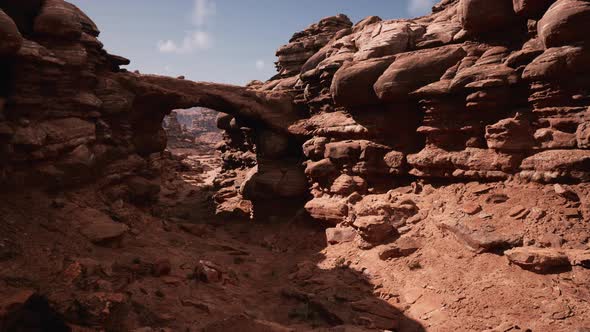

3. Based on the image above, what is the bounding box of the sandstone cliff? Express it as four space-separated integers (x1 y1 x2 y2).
1 0 590 331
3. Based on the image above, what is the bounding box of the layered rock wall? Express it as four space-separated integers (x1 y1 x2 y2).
1 0 589 226
250 0 590 232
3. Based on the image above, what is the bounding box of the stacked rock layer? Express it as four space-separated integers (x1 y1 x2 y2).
242 0 590 238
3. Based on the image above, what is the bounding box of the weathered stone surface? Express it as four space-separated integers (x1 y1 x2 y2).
523 46 590 80
374 45 466 102
354 21 411 61
304 196 348 225
440 219 523 253
330 174 367 195
505 247 570 272
326 227 357 245
538 0 590 48
378 237 421 260
0 9 23 55
331 56 394 107
520 150 590 182
77 208 129 245
485 115 535 151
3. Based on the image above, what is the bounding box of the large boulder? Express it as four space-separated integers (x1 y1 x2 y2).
354 21 411 61
241 162 308 199
34 0 84 39
459 0 520 33
523 46 590 80
331 56 394 107
0 9 22 55
538 0 590 48
374 45 466 102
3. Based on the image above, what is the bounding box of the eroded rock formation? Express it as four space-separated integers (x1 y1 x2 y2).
1 0 590 330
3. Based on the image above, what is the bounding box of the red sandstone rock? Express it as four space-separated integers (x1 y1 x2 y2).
538 0 590 48
0 9 22 55
459 0 520 33
374 45 466 102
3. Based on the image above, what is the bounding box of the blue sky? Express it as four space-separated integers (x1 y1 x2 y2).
69 0 436 85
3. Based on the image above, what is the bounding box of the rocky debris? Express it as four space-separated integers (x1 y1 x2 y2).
378 237 421 260
440 218 524 253
505 247 571 273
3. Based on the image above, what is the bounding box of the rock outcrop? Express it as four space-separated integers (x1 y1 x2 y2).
1 0 590 331
242 0 590 228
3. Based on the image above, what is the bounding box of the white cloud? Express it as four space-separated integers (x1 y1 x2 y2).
157 0 215 54
158 30 211 54
408 0 436 16
192 0 216 26
255 60 265 70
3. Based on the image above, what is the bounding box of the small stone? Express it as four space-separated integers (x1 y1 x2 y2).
486 193 509 204
461 202 482 215
195 260 222 283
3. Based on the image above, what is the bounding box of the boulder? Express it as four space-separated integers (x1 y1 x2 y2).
0 9 23 55
304 197 348 225
520 149 590 182
330 174 368 195
505 247 570 272
354 21 411 61
577 121 590 148
302 137 329 160
305 158 337 179
439 219 523 253
374 45 466 102
378 237 421 260
77 208 129 245
353 215 396 245
485 115 535 151
34 0 85 39
459 0 520 33
538 0 590 48
523 46 590 81
326 227 357 244
331 56 394 107
241 162 308 199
